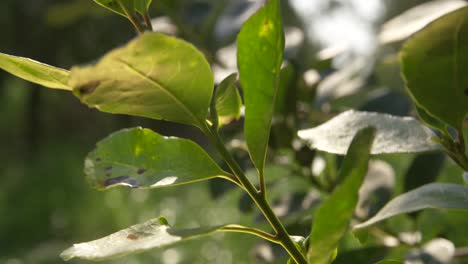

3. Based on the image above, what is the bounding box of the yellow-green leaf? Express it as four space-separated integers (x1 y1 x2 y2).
70 33 214 128
0 52 70 90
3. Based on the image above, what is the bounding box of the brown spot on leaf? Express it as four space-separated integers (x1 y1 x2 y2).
105 166 112 171
78 81 100 95
95 158 102 162
464 88 468 96
137 168 146 175
127 234 139 240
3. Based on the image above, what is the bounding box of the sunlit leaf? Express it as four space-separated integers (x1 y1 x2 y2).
70 32 214 128
85 127 229 190
214 73 242 126
0 52 70 90
298 110 440 155
237 0 284 175
61 217 251 261
307 127 376 264
354 183 468 229
400 6 468 130
379 0 466 44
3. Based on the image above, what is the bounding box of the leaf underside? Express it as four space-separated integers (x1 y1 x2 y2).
354 183 468 229
61 217 236 261
298 110 440 155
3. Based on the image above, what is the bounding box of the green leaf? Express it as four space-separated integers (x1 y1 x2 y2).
60 217 249 261
214 73 242 126
400 6 468 130
375 260 403 264
237 0 284 175
298 110 440 155
275 64 295 116
379 0 466 44
353 183 468 230
70 32 214 128
0 52 70 90
93 0 133 17
403 152 445 192
414 104 447 134
85 127 229 190
134 0 152 15
307 127 376 264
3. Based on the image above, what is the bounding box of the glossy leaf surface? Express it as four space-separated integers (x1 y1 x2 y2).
85 127 228 190
401 6 468 130
298 110 440 155
307 127 375 264
0 52 70 90
61 217 245 261
70 33 214 128
237 0 284 174
214 73 242 126
354 183 468 229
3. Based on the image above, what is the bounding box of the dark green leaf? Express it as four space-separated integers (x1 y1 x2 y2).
353 183 468 229
0 52 70 90
85 127 229 190
375 260 403 264
403 152 445 192
61 217 249 261
400 6 468 130
214 73 242 126
275 64 295 116
298 110 440 155
237 0 284 175
307 127 376 264
70 33 214 128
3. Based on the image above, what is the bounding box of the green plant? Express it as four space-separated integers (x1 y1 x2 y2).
0 0 467 263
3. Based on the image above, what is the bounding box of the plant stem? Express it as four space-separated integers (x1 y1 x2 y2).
220 224 279 244
200 123 308 264
117 1 144 34
143 12 154 31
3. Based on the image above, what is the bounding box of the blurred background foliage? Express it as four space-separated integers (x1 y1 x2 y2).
1 0 467 263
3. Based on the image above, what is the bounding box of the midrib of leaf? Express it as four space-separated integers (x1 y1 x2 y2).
115 59 205 127
91 159 229 178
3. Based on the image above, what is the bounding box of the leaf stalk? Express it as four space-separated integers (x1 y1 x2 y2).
200 122 308 264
